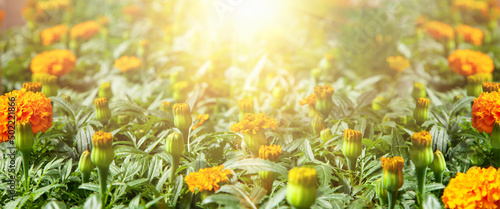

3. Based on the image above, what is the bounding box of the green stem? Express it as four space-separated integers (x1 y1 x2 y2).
416 166 427 206
98 166 109 208
21 150 30 191
82 172 90 183
346 157 356 171
170 156 180 183
434 172 443 184
388 190 397 209
492 148 500 168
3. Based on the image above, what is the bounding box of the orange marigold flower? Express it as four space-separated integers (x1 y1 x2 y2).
472 91 500 134
387 56 410 72
442 166 500 209
424 21 455 41
313 84 335 100
185 165 232 193
0 89 53 143
259 144 282 161
0 10 4 25
192 114 209 130
114 56 142 72
30 49 77 76
230 113 278 135
122 5 142 18
70 21 100 41
299 93 316 106
483 81 500 93
448 49 494 76
41 24 68 46
456 24 484 46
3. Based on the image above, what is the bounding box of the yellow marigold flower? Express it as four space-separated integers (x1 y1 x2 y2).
483 81 500 93
299 93 316 106
442 166 500 209
192 114 209 130
122 5 142 18
41 24 68 46
448 49 494 76
30 49 77 76
70 21 101 41
259 144 282 161
230 113 278 135
114 56 142 72
23 82 42 93
314 84 335 100
424 21 455 41
0 89 53 143
387 56 410 72
185 165 232 193
472 91 500 134
456 24 484 46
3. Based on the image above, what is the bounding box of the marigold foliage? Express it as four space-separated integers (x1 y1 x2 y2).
41 24 68 46
313 84 335 100
386 56 410 72
259 144 282 161
192 114 209 130
70 21 100 41
424 21 455 41
0 89 53 143
30 49 77 76
230 113 278 135
456 24 484 46
472 91 500 134
442 166 500 209
299 93 316 106
381 156 404 172
448 49 494 76
114 56 142 72
184 165 232 193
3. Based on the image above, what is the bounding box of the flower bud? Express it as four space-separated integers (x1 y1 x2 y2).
23 82 42 93
491 121 500 150
375 178 388 205
78 150 95 182
165 132 184 157
396 115 407 126
372 96 385 111
259 145 282 192
410 131 434 168
173 103 192 141
159 101 172 113
94 97 111 125
238 98 254 121
466 74 486 97
117 114 130 125
286 167 318 209
91 131 114 168
61 94 72 103
381 156 404 192
244 130 267 156
413 97 430 126
320 129 332 142
314 84 335 116
311 115 325 136
412 82 426 101
15 122 34 153
482 81 500 93
39 74 59 97
453 94 463 104
98 82 113 100
429 150 446 180
342 129 362 170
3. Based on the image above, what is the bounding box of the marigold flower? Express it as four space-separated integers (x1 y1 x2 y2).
414 97 430 126
192 114 209 130
483 81 500 93
91 131 114 167
424 21 455 41
286 167 318 209
448 49 494 76
122 5 142 18
381 156 404 192
472 91 500 134
70 21 101 41
0 10 4 25
230 113 277 135
343 129 363 170
456 24 484 46
41 24 68 46
94 98 111 125
0 89 53 143
313 84 335 100
114 56 142 72
299 93 316 106
442 166 500 209
387 56 410 72
259 144 282 161
185 165 232 193
23 82 42 93
411 131 432 148
30 49 76 76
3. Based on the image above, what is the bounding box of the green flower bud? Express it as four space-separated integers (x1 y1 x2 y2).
173 103 192 142
429 150 446 183
320 129 332 142
61 94 72 103
286 167 317 209
79 150 95 183
259 145 281 192
381 156 404 192
453 94 463 104
98 82 113 100
396 115 407 126
311 115 325 136
23 82 42 93
165 132 184 157
372 96 385 111
94 97 111 125
413 97 430 126
91 131 114 168
466 74 486 97
39 74 59 97
410 131 434 168
314 84 335 116
243 130 268 156
15 122 34 153
159 101 172 113
375 178 388 205
117 114 130 125
342 129 362 170
412 82 426 101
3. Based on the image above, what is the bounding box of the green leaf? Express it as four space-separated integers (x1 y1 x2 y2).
43 200 67 209
422 194 441 209
264 187 287 209
225 158 288 176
